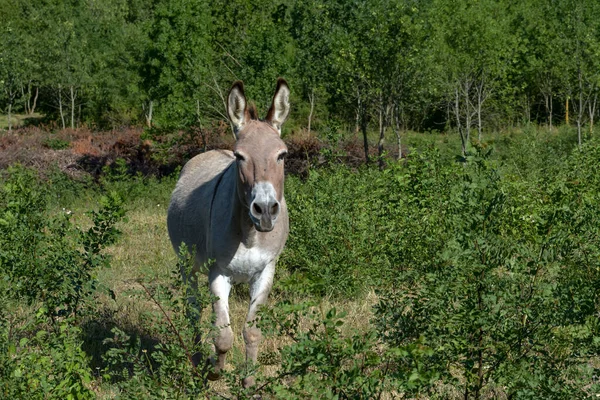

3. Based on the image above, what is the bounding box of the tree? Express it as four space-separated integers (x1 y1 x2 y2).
559 0 600 144
0 0 27 132
430 0 516 155
290 0 333 133
518 1 567 129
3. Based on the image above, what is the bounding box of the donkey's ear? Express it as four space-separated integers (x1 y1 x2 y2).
227 81 247 136
265 78 290 135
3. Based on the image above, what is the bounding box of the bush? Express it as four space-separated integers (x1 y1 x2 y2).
280 147 459 297
373 145 600 399
100 157 179 207
280 166 380 297
101 245 216 399
43 137 71 150
0 308 95 400
249 300 438 399
1 130 598 399
0 165 125 314
0 165 125 398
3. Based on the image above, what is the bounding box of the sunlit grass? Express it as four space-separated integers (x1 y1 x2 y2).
87 194 380 396
0 112 44 130
19 126 591 398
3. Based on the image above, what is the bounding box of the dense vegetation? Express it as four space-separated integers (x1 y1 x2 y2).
2 0 600 151
1 0 600 398
1 129 599 398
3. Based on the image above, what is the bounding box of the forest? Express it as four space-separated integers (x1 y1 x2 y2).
1 0 599 399
1 0 600 149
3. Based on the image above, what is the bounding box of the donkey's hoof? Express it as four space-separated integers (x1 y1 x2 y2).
207 370 222 381
242 376 256 388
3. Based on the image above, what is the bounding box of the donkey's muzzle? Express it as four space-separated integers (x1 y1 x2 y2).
250 199 280 232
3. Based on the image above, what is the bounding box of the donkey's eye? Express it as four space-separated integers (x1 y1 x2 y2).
234 152 245 161
277 151 288 162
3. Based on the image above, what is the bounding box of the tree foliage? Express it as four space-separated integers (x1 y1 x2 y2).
1 0 599 139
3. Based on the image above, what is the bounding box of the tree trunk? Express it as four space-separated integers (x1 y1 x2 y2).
541 76 553 130
377 103 385 170
523 94 531 125
577 68 583 146
355 88 361 135
144 100 153 128
464 80 472 150
393 106 402 160
549 93 553 130
476 73 486 142
565 96 569 126
70 85 76 129
588 92 597 136
543 93 548 126
4 83 17 132
455 88 466 156
308 88 315 133
21 81 31 115
361 110 369 164
31 86 38 115
577 115 581 147
58 85 66 130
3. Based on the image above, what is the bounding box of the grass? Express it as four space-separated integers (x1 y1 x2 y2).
63 128 506 397
63 176 379 397
0 112 44 130
7 126 592 398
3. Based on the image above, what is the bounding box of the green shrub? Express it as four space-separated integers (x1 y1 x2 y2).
1 131 597 398
281 166 380 297
280 147 459 297
0 165 125 314
43 137 71 150
0 309 94 400
102 245 216 399
100 158 178 207
251 300 438 399
0 165 125 399
374 145 600 399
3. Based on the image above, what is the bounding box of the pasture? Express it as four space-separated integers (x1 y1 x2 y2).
1 126 599 399
3 0 600 396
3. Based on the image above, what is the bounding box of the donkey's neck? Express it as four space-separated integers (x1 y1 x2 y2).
239 209 261 248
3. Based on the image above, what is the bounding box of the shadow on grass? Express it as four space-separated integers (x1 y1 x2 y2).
78 300 215 386
79 306 162 373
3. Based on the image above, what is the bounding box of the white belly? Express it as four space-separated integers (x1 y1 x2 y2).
219 245 274 283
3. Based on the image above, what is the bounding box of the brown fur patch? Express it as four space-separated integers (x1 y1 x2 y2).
247 103 258 120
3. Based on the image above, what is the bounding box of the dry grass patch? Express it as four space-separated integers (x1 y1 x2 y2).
101 205 174 288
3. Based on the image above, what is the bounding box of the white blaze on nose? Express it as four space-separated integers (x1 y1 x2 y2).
249 181 280 230
251 182 278 211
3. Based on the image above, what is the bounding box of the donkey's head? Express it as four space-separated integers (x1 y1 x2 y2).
227 79 290 232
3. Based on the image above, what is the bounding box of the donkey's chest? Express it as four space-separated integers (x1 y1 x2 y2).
218 245 274 283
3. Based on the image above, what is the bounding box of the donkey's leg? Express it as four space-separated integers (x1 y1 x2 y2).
208 272 233 379
242 263 275 388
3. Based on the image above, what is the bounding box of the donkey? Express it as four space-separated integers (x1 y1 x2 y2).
167 79 290 387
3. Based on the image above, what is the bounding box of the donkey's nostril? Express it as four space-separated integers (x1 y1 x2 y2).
271 203 279 215
253 203 262 215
